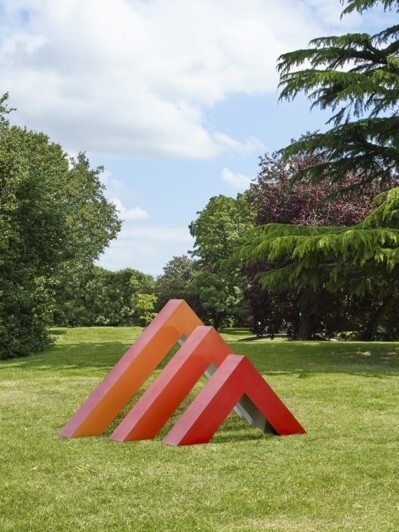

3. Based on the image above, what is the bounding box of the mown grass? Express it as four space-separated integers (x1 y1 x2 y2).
1 327 398 531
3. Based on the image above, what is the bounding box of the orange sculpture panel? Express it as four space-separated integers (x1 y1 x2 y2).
59 299 202 437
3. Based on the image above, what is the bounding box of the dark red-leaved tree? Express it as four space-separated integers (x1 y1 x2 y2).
244 151 395 339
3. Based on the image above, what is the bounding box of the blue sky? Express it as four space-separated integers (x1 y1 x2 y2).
0 0 391 275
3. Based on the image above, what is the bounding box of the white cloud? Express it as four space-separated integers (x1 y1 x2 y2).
121 226 193 242
97 224 194 275
99 168 112 186
111 198 148 220
213 133 266 156
221 168 252 190
0 0 348 160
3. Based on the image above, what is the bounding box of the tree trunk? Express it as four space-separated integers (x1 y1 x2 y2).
360 294 395 341
297 294 317 340
212 313 222 331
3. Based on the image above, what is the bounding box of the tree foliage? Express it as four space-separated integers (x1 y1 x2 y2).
241 152 393 339
133 293 158 327
277 0 399 188
241 185 399 339
54 267 155 327
341 0 399 15
0 96 120 358
155 255 201 314
238 0 399 339
189 195 254 328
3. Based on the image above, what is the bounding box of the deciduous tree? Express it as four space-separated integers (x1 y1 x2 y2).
0 96 120 358
55 267 155 327
155 255 201 314
189 195 254 328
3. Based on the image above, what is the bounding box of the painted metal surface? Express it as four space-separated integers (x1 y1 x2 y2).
163 354 306 446
110 326 232 441
60 299 305 445
59 299 203 437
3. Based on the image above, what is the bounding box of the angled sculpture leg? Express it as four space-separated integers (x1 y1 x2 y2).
163 355 305 446
59 300 203 437
110 326 232 441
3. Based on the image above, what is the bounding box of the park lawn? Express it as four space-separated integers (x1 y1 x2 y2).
0 327 398 531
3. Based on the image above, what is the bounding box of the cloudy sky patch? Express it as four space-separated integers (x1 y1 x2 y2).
221 168 252 190
0 0 385 273
0 0 349 159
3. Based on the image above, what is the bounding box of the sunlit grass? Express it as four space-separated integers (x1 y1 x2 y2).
1 327 398 530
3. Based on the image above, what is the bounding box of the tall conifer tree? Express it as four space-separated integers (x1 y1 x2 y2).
278 0 399 187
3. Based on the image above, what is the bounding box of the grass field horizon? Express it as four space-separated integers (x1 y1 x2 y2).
1 326 398 531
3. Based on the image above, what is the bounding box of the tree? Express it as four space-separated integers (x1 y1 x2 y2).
238 0 399 340
132 293 158 326
130 270 157 326
0 96 120 358
55 267 155 327
241 152 393 339
240 186 399 340
277 0 399 189
250 152 383 226
189 195 254 329
342 0 399 15
155 255 201 313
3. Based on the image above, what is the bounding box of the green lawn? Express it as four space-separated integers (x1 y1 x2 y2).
1 327 398 531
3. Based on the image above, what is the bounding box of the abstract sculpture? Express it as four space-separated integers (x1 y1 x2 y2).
60 300 305 445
